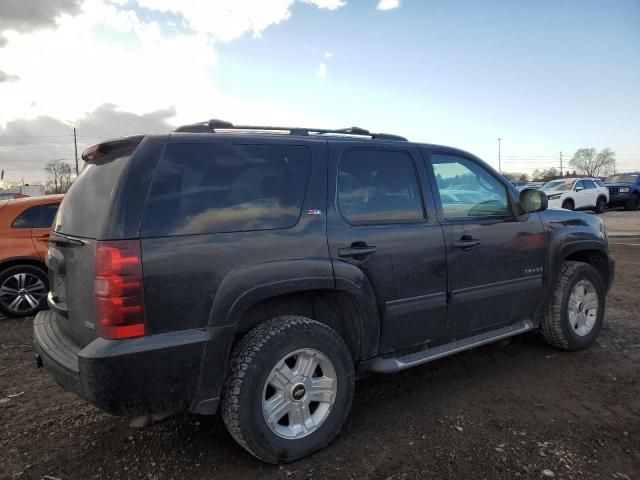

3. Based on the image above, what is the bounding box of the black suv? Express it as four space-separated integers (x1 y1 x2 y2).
34 120 614 463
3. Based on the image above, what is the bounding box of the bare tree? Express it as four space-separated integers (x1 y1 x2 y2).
44 159 73 194
570 148 615 177
503 172 529 182
531 167 560 182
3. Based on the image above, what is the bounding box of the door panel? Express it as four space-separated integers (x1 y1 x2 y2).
327 143 447 354
426 151 546 338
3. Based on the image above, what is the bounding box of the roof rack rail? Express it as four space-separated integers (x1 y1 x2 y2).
174 119 408 141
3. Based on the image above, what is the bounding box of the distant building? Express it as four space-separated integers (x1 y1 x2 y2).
0 184 46 198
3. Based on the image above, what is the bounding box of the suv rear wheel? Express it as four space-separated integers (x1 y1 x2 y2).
594 196 607 214
0 265 48 318
625 193 639 211
541 261 605 351
221 316 355 463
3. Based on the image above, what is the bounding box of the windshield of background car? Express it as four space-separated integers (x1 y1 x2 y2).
542 180 574 192
605 174 638 183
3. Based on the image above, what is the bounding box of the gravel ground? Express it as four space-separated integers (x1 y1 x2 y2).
1 245 638 480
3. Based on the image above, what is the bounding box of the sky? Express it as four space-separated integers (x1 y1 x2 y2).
0 0 639 184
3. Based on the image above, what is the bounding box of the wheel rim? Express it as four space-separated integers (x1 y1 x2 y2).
262 348 337 439
567 279 598 336
0 273 46 313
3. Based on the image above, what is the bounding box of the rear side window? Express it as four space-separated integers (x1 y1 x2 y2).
594 180 605 187
142 143 312 237
337 149 424 223
55 145 134 238
12 203 60 228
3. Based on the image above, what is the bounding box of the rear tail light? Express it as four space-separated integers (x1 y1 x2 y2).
94 240 145 339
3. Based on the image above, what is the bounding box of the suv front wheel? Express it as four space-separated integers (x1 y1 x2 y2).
541 261 605 351
221 316 355 463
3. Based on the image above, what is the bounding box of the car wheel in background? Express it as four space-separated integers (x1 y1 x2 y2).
594 196 607 214
624 194 639 211
0 265 49 318
562 199 575 210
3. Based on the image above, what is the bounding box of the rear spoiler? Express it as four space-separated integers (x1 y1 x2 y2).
81 135 145 164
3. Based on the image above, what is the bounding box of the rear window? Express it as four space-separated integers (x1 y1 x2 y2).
13 203 60 228
55 144 134 238
141 143 312 237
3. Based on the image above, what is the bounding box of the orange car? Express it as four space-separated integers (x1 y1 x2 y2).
0 195 63 317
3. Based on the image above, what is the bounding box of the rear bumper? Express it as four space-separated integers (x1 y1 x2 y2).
34 310 234 417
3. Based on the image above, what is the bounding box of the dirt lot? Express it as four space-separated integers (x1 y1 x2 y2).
1 245 638 480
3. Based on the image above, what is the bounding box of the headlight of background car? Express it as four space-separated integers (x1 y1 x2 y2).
547 193 563 200
619 187 630 193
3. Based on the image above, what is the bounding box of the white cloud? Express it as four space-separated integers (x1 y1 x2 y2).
376 0 400 11
324 51 332 59
0 0 342 180
304 0 346 9
316 62 327 77
134 0 346 42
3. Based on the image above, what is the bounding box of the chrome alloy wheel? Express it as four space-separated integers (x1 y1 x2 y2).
568 279 599 336
262 348 337 439
0 273 46 314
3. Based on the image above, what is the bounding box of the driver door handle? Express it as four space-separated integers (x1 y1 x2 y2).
452 235 480 251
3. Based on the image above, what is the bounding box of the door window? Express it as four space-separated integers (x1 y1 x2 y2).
582 180 596 189
337 149 424 223
575 180 586 190
431 154 510 219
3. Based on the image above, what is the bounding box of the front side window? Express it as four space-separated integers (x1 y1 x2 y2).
431 154 510 219
337 149 424 223
142 143 311 236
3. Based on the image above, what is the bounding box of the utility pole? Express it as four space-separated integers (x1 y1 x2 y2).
560 151 563 177
73 127 79 176
497 137 502 173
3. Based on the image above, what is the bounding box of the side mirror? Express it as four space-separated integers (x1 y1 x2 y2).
520 188 547 213
575 186 583 192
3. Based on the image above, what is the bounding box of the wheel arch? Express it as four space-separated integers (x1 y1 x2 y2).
0 256 47 273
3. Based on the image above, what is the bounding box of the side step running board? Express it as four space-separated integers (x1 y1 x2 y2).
368 320 535 374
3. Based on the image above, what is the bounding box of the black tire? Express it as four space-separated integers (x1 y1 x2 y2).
594 196 607 214
624 194 639 211
0 265 49 318
541 261 605 351
562 198 575 210
221 316 355 464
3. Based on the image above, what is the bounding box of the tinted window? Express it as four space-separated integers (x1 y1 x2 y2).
431 154 510 219
56 144 134 238
576 180 586 190
12 205 41 228
337 149 424 223
582 180 596 189
142 143 311 237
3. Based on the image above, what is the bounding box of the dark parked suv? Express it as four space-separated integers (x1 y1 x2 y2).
604 172 640 210
34 120 614 463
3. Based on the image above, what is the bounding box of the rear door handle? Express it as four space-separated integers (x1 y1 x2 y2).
338 244 377 259
452 236 480 251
